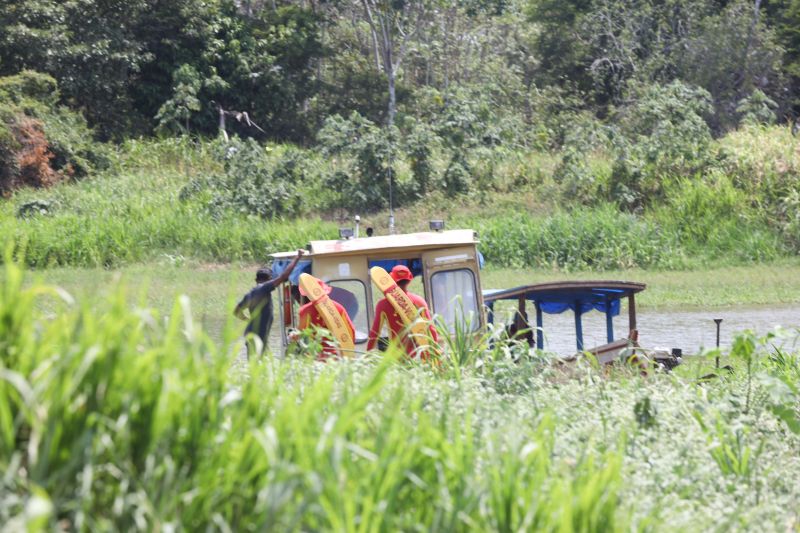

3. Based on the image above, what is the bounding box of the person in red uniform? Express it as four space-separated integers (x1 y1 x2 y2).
297 279 355 361
367 265 440 359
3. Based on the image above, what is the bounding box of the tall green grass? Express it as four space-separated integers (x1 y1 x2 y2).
462 205 685 270
0 257 629 530
0 137 338 267
3 258 800 530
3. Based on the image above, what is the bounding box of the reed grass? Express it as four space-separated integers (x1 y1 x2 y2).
2 258 800 530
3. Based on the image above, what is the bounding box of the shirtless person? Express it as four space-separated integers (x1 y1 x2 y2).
234 250 303 356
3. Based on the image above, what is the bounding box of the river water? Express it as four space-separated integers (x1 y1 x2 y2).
528 304 800 355
258 304 800 358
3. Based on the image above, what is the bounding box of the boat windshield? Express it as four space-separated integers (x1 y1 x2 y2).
328 280 369 344
431 268 480 333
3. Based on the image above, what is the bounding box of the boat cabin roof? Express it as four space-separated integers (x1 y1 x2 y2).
483 280 645 303
270 228 482 287
269 229 478 260
483 280 645 316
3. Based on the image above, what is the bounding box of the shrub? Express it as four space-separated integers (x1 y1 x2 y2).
552 118 611 206
0 70 58 106
736 89 778 126
609 81 715 210
318 112 398 212
202 138 306 219
716 124 800 251
0 71 107 195
402 118 438 198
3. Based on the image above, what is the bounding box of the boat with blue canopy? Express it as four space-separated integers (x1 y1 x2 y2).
483 280 645 352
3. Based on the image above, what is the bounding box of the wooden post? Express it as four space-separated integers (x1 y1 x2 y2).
574 300 584 352
605 297 614 343
535 302 543 350
628 293 637 333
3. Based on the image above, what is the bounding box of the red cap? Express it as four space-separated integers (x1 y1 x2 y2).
390 265 413 282
299 278 333 297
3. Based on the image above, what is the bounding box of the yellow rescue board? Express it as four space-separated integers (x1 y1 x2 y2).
298 273 355 354
369 266 430 350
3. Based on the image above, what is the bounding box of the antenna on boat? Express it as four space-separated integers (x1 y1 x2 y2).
387 134 396 235
388 166 395 235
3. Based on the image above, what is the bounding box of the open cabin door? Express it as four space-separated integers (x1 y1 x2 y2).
278 281 296 349
309 256 372 346
421 246 484 334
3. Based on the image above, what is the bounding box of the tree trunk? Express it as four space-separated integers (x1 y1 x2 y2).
218 106 228 142
388 67 396 127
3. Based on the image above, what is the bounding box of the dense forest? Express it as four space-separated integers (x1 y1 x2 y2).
2 0 800 267
3 0 799 141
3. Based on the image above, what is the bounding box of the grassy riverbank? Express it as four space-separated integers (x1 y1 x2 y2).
2 127 799 270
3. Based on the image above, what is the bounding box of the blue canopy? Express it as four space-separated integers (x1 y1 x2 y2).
482 281 645 351
483 282 642 313
367 258 424 277
271 259 312 285
539 298 620 316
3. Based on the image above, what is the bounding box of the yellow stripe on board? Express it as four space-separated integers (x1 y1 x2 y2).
299 273 355 353
369 267 429 349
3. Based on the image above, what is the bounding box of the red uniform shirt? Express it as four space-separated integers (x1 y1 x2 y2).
367 291 439 358
298 300 355 360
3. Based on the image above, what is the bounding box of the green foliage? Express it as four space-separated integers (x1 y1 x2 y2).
0 71 108 194
443 154 472 196
527 0 787 129
0 0 798 147
717 124 800 252
0 0 324 141
634 396 658 430
675 0 785 131
0 0 152 139
654 173 785 262
1 129 793 269
694 414 762 479
201 138 306 219
155 65 203 134
402 118 437 197
769 0 800 109
736 89 778 126
0 138 335 267
0 258 633 530
318 112 399 212
0 70 58 106
193 4 324 141
609 81 714 210
466 205 683 270
552 119 611 205
4 262 800 528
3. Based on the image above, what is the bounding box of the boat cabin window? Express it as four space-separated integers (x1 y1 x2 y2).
328 280 369 344
431 269 480 333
